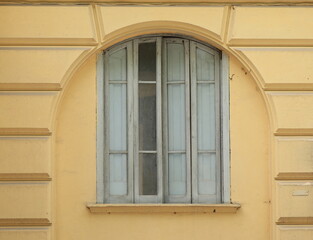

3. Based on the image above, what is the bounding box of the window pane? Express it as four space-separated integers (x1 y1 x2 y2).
169 154 186 195
197 83 215 151
139 153 157 195
139 42 156 82
196 48 215 81
167 43 185 81
198 153 216 195
168 84 185 151
109 48 127 81
139 84 156 151
109 84 127 151
109 154 127 195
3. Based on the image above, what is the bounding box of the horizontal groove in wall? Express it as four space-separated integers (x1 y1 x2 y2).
264 83 313 92
0 83 62 92
274 129 313 136
0 173 51 181
0 128 52 136
0 218 51 227
0 38 98 47
277 217 313 225
275 172 313 181
228 39 313 47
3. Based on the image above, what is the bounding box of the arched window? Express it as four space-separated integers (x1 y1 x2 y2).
97 36 229 204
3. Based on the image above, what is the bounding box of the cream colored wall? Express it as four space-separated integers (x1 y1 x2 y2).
54 53 270 240
0 4 312 240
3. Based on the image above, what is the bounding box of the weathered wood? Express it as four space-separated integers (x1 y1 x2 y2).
190 41 198 203
156 37 163 203
190 41 221 203
103 41 134 203
221 52 230 203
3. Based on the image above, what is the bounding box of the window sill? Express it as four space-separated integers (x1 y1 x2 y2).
86 203 241 214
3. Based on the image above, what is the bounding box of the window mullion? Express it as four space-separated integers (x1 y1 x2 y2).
96 53 105 203
184 39 191 204
156 37 163 203
221 52 230 203
190 41 199 203
162 38 169 203
133 39 140 203
103 51 110 203
214 49 222 204
127 41 134 203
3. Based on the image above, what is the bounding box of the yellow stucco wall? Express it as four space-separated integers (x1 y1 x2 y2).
0 3 312 240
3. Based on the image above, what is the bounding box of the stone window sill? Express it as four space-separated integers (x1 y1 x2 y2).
86 203 241 214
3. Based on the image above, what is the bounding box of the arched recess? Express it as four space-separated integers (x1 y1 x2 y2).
52 21 272 240
53 21 274 130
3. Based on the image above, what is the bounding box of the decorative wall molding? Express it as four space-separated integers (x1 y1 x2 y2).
275 172 313 181
0 173 51 181
0 38 98 47
0 83 62 92
0 128 52 136
264 83 313 92
0 5 97 46
0 218 51 227
2 1 313 5
228 39 313 47
277 217 313 225
274 129 313 136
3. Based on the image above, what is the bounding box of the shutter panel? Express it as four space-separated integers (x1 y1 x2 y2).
191 41 221 203
104 42 133 203
163 38 191 203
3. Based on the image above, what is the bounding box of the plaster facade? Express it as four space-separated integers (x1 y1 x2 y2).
0 3 312 240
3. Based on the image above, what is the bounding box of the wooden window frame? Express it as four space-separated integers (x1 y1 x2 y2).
190 41 221 204
162 38 191 203
133 37 163 203
97 35 230 204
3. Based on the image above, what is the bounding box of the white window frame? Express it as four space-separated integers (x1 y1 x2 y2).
96 35 230 204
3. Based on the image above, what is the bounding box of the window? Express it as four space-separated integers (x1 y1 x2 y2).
97 36 229 204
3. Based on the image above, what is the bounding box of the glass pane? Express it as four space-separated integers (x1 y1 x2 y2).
109 84 127 151
198 153 216 195
196 48 215 81
139 153 157 195
169 154 186 195
139 84 156 151
167 43 185 81
139 42 156 82
197 83 215 151
109 154 127 195
109 48 127 81
168 84 185 151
